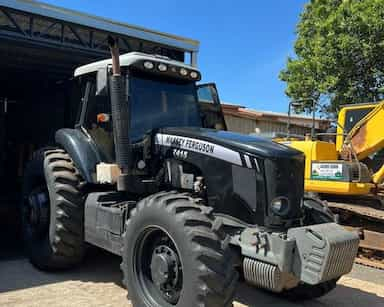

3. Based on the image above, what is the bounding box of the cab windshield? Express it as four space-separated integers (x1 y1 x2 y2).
129 72 202 142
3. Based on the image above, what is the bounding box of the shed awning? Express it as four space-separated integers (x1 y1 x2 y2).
0 0 200 77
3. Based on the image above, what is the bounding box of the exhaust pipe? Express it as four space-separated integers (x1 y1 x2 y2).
108 36 131 191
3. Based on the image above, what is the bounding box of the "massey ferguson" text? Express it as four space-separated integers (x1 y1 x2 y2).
165 136 215 154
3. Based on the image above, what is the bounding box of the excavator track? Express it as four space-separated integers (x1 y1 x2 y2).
328 201 384 220
355 253 384 270
327 200 384 270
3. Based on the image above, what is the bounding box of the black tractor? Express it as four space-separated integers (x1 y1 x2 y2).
21 38 359 307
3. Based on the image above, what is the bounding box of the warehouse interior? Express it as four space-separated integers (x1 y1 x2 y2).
0 42 87 253
0 5 106 218
0 43 83 194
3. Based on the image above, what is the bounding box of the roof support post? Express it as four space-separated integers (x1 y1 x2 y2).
191 51 198 67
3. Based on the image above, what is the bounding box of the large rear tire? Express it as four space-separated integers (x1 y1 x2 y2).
121 191 238 307
21 148 85 270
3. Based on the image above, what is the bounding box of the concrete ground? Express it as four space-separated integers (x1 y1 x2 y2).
0 223 383 307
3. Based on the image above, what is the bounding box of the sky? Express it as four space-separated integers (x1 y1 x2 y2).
43 0 308 113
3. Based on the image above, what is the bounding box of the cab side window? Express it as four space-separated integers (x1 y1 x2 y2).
84 76 114 162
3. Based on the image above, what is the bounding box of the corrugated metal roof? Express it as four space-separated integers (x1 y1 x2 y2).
222 103 328 121
0 0 199 52
221 103 330 130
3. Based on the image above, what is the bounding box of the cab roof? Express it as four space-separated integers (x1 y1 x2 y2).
74 52 199 77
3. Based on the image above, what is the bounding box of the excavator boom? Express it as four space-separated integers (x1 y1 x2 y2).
345 102 384 184
347 102 384 159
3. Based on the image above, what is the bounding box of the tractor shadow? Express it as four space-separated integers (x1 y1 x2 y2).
0 241 123 293
0 209 23 262
0 210 123 293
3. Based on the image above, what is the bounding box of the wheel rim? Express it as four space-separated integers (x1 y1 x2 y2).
22 186 50 237
133 226 183 306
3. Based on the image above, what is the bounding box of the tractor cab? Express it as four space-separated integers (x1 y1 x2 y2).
74 52 226 160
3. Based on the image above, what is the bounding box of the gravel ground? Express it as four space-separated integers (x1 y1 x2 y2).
1 219 383 307
0 247 383 307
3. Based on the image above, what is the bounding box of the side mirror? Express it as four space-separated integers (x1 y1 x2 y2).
197 83 219 104
197 83 227 131
96 67 108 96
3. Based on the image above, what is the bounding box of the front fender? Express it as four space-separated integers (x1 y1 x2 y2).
55 128 102 183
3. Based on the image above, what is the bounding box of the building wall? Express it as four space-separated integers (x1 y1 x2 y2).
224 114 312 136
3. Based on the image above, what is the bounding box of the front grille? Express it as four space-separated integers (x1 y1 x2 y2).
264 155 304 221
243 258 283 292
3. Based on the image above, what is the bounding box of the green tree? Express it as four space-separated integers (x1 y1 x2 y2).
280 0 384 114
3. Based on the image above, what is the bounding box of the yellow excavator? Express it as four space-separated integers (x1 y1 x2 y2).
278 101 384 268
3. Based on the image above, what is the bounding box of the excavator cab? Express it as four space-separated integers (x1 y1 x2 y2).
335 103 376 152
336 102 384 185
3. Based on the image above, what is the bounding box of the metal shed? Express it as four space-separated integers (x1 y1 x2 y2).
0 0 199 75
222 103 330 136
0 0 199 213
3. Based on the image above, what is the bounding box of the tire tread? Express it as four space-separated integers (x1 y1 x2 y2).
122 191 238 307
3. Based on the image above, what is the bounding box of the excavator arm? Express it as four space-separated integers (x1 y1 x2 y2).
345 101 384 184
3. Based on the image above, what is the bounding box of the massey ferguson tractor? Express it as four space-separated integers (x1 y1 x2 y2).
21 38 359 307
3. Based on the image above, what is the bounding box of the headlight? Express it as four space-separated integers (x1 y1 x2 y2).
180 68 188 76
143 61 154 69
158 63 168 72
270 197 290 216
190 71 198 79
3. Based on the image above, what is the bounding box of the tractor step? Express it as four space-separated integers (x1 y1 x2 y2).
84 192 135 256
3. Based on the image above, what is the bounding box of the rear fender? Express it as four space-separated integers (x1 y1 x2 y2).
55 128 102 183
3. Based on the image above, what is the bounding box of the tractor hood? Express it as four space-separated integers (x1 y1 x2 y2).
157 127 303 159
155 127 305 226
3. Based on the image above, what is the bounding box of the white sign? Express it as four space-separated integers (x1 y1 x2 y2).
311 163 344 180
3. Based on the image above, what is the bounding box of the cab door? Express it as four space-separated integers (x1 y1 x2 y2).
197 83 227 130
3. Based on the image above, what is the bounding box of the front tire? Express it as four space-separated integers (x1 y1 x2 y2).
122 191 238 307
21 148 85 270
282 279 338 301
302 197 336 225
